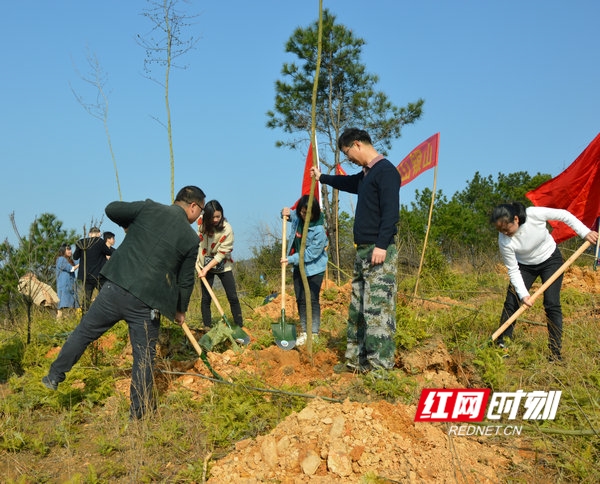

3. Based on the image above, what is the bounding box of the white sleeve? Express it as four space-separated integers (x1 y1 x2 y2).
499 237 529 299
537 207 592 238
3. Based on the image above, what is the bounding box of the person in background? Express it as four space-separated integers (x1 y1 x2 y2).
18 272 59 310
281 195 328 346
98 231 116 287
55 244 80 319
74 227 113 312
490 202 598 361
42 186 206 421
196 200 243 329
311 128 400 374
103 231 116 255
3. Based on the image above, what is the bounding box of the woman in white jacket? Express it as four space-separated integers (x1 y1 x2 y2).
491 202 598 361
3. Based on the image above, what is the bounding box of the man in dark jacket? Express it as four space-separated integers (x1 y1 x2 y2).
73 227 113 312
42 186 206 420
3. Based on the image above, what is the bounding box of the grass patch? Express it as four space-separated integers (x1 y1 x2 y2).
198 373 306 451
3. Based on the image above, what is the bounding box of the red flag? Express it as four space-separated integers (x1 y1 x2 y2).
397 133 440 187
335 163 347 175
291 142 320 209
526 133 600 243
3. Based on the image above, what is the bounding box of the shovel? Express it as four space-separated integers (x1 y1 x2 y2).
199 276 250 349
272 214 297 350
490 240 591 343
180 322 224 380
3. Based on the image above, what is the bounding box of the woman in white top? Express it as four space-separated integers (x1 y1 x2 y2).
491 202 598 361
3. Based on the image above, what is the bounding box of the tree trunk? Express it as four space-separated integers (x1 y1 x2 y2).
321 184 342 283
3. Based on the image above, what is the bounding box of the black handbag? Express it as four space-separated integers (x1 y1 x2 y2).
204 256 225 273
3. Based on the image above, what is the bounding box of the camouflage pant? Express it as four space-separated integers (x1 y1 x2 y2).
345 243 397 370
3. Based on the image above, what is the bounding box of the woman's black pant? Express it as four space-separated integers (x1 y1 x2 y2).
498 247 564 357
201 270 243 327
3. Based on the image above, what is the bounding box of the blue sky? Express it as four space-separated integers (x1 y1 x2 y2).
1 1 598 259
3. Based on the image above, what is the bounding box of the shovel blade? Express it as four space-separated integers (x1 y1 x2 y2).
231 326 250 345
274 337 296 350
271 317 297 351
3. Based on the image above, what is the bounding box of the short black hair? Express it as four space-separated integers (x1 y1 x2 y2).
295 194 321 221
337 128 372 150
175 186 206 205
104 231 115 240
490 202 527 226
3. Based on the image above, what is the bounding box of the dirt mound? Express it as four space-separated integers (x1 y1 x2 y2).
562 265 600 293
152 339 511 483
399 337 464 388
206 397 512 483
110 276 547 482
253 280 352 320
146 333 507 482
496 263 600 294
165 345 339 396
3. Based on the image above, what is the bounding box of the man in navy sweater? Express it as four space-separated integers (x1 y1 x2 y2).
311 128 400 373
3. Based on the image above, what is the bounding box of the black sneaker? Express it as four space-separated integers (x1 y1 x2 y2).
42 375 58 391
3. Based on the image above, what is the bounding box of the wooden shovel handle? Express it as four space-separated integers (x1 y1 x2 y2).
181 322 204 357
281 215 288 310
491 240 591 341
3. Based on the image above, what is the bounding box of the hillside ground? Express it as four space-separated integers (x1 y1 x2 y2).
1 264 599 483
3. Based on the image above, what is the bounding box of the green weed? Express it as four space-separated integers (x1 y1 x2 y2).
361 370 417 403
360 471 393 483
173 459 208 482
394 306 430 350
0 430 26 452
96 435 121 456
322 287 339 301
198 373 305 449
0 335 25 381
472 346 507 391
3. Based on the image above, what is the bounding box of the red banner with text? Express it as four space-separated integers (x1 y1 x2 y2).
397 133 440 187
